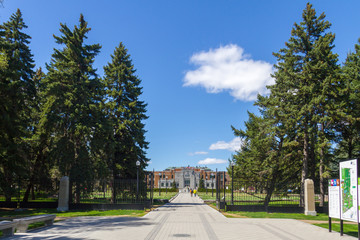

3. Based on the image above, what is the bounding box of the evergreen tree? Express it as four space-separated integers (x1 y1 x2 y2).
268 3 339 205
103 42 149 181
337 39 360 159
171 180 177 190
23 68 52 202
0 9 35 201
41 14 101 203
199 176 205 189
231 110 299 207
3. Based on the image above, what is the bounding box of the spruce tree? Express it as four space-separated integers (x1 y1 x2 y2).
103 42 149 180
338 39 360 159
268 3 339 205
41 14 101 203
0 9 35 201
23 68 52 202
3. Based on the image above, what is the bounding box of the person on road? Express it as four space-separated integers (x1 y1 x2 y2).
190 189 193 197
194 189 197 197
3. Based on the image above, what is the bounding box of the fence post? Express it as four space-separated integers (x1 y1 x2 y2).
57 176 69 211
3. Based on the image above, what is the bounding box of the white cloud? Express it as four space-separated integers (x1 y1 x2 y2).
183 44 274 101
189 151 208 156
198 158 227 165
209 137 242 152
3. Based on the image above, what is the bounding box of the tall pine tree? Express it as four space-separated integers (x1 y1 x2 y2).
268 3 339 205
103 42 149 181
41 14 102 203
337 39 360 159
0 9 35 201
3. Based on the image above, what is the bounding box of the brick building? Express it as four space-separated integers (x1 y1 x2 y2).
151 166 230 189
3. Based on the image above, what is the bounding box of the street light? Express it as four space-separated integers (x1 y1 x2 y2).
211 173 214 197
230 161 235 205
159 173 161 196
166 176 168 194
205 175 208 194
136 160 140 202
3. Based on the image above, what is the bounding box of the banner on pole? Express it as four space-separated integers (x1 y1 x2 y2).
328 179 340 219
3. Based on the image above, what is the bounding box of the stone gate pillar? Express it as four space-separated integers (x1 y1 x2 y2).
57 176 69 211
304 179 317 216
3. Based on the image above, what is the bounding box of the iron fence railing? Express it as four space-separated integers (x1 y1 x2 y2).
73 172 154 205
216 178 328 207
0 178 59 203
74 179 147 204
217 179 300 206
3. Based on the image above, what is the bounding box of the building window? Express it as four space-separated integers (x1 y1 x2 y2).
161 183 164 187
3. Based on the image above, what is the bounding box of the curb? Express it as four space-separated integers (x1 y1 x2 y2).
169 192 180 202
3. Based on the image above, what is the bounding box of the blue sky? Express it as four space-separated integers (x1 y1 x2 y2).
2 1 360 171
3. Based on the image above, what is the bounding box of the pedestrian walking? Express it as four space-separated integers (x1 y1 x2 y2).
194 189 197 197
190 189 193 197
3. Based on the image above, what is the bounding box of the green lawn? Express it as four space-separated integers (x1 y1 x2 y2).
224 211 329 220
0 208 147 220
150 191 178 200
314 223 358 238
197 192 216 201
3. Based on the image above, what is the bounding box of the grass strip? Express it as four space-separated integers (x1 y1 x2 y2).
314 223 358 238
0 208 147 219
222 211 329 221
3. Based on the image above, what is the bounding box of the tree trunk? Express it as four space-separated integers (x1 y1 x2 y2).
75 182 80 204
23 182 33 202
348 136 353 159
31 185 35 200
4 169 12 202
319 123 325 207
112 171 117 204
301 130 309 207
264 176 277 210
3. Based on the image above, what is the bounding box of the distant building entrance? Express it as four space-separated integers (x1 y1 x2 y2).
152 166 229 190
184 179 190 187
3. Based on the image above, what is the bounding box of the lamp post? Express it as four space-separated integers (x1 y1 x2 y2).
136 160 140 202
159 173 161 196
205 175 208 194
231 161 235 205
166 176 168 194
211 173 214 197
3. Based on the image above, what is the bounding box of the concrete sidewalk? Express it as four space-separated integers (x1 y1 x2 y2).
10 192 356 239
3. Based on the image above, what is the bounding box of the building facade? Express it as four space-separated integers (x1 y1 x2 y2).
151 166 230 189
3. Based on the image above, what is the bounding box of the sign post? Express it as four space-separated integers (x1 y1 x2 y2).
338 159 360 239
339 159 358 222
328 179 340 232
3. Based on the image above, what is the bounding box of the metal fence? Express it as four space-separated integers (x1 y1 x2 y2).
215 174 328 213
0 177 59 208
220 181 300 206
70 172 154 210
73 179 148 204
0 172 155 210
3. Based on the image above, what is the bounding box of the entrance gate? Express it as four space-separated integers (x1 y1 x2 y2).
70 171 154 210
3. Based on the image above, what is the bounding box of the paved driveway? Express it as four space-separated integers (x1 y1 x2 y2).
10 192 356 239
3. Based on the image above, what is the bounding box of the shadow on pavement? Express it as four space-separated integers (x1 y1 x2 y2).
12 216 154 239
